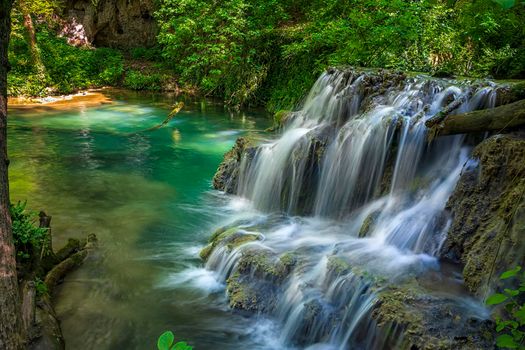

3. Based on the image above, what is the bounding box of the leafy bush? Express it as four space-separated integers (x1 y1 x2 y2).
8 26 124 96
156 0 525 111
157 331 192 350
123 70 164 91
10 201 49 260
486 266 525 349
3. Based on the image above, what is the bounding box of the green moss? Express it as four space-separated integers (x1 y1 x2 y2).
199 226 262 262
358 213 376 238
442 134 525 295
237 249 297 281
327 256 352 275
226 272 259 310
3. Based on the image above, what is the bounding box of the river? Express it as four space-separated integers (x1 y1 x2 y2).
8 90 273 349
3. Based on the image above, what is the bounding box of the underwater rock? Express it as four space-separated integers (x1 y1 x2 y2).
212 137 257 193
441 132 525 295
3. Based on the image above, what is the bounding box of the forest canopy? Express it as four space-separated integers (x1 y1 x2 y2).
8 0 525 110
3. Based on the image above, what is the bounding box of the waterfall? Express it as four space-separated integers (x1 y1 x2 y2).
206 69 498 349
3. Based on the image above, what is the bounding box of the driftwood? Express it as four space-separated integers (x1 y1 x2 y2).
432 99 525 136
132 101 184 134
20 213 97 350
425 95 468 128
44 234 97 296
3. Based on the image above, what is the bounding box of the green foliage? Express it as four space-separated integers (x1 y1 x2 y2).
123 70 164 91
156 0 525 111
487 266 525 349
8 24 124 96
34 278 48 296
10 201 49 260
157 331 192 350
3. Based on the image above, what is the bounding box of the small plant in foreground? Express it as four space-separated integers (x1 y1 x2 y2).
157 331 192 350
486 266 525 349
10 201 49 260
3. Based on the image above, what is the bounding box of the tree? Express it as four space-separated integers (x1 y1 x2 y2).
0 0 22 349
14 0 61 80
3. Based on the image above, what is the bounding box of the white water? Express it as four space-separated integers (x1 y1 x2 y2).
202 70 498 348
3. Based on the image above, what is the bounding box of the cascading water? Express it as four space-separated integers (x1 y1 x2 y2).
203 69 499 349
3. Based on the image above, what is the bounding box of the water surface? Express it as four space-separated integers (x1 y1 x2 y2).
8 90 272 349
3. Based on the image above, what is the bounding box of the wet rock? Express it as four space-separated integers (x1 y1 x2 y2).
440 133 525 295
224 249 297 312
373 281 495 349
199 226 262 261
212 137 257 193
358 212 378 238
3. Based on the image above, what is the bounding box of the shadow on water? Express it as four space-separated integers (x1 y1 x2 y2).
8 90 274 349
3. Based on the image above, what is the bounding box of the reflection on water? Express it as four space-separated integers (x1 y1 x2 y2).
8 91 271 349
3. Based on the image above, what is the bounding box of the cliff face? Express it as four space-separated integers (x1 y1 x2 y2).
64 0 157 49
440 132 525 296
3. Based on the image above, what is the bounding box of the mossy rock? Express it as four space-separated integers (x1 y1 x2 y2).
440 133 525 295
212 136 257 193
199 226 262 261
373 280 495 349
358 212 378 238
327 256 352 275
236 249 297 282
226 272 261 311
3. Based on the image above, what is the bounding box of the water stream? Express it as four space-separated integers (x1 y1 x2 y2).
8 70 499 349
8 91 274 349
203 70 497 348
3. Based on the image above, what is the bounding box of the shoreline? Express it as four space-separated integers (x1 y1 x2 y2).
8 90 113 111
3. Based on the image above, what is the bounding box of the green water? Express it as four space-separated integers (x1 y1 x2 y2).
8 90 272 349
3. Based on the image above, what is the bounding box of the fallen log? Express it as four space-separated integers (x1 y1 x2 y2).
131 101 184 134
429 99 525 136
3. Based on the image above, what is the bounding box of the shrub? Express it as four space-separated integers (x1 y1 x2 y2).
123 70 164 91
10 201 49 260
486 266 525 349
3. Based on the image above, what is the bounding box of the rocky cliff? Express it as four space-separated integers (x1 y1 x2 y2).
63 0 157 49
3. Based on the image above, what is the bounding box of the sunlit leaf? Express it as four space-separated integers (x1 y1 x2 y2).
157 331 175 350
501 267 521 280
505 288 520 297
174 341 193 350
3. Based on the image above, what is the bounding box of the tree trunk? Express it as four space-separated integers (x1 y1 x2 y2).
0 1 22 349
434 99 525 136
22 12 45 78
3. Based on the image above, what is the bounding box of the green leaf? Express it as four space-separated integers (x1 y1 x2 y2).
157 331 175 350
174 341 193 350
492 0 516 9
501 267 522 280
505 289 520 297
487 293 509 305
496 334 519 348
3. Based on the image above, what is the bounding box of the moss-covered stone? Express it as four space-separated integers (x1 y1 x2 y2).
226 272 261 311
373 280 495 349
358 212 377 238
236 249 297 282
199 226 262 261
212 136 257 193
440 133 525 295
327 256 352 275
